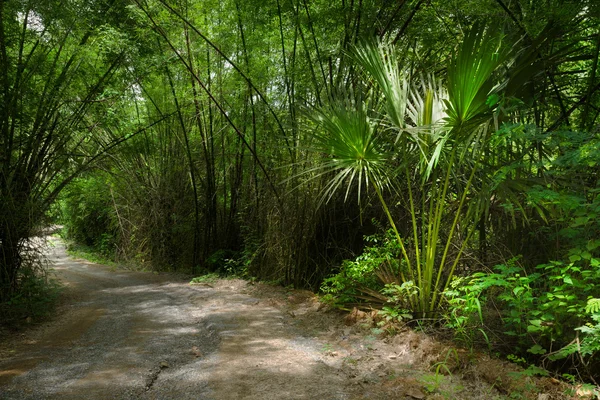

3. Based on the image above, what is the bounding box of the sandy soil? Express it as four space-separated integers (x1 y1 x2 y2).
0 238 583 399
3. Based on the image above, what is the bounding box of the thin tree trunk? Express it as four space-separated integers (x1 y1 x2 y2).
166 34 202 269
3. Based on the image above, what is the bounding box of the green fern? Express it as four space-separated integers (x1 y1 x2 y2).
585 298 600 314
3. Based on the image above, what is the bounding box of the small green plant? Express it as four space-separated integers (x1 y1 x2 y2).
370 327 385 336
419 371 452 395
507 354 527 365
0 264 62 326
381 282 418 314
443 250 600 382
320 229 402 307
320 343 335 354
378 305 413 324
508 365 549 378
66 243 118 268
431 348 459 377
419 373 442 394
443 275 487 349
548 298 600 364
189 273 219 284
343 356 358 366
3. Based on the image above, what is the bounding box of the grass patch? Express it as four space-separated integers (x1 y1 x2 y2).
65 243 120 269
189 273 220 285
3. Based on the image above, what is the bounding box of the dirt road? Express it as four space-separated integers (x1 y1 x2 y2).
2 239 538 400
0 239 350 399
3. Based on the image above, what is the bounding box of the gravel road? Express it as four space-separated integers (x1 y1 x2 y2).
0 239 349 399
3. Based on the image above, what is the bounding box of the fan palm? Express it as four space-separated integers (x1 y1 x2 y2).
309 25 508 315
308 99 390 205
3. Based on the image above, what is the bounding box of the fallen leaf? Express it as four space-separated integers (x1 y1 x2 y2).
405 388 426 399
191 346 202 357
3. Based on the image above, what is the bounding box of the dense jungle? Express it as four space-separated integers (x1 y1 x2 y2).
2 0 600 395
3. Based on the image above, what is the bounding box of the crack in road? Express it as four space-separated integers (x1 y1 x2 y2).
144 361 169 391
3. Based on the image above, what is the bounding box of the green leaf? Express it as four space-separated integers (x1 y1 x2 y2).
523 365 549 377
308 99 391 205
587 240 600 251
486 93 500 107
445 23 508 132
513 286 524 296
527 344 547 355
585 298 600 314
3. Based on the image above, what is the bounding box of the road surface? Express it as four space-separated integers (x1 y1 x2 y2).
0 238 349 399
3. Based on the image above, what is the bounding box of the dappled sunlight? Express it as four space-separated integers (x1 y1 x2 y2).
191 300 347 400
0 238 349 399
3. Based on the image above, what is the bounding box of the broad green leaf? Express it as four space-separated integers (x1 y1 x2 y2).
527 325 542 333
587 240 600 251
513 287 524 296
527 344 546 355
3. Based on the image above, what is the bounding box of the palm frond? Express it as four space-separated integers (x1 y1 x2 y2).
308 99 390 205
405 74 451 180
445 23 508 133
351 40 409 133
407 74 448 128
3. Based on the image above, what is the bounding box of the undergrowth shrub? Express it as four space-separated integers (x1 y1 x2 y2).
0 241 61 328
60 175 117 257
440 131 600 383
443 254 600 382
320 229 405 309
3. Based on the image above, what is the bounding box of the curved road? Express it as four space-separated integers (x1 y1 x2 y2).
0 239 349 399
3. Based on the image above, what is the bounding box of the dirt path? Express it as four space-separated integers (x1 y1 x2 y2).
1 238 568 400
0 239 351 399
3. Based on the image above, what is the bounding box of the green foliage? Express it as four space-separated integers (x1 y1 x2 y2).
377 305 413 325
0 0 136 301
308 98 391 204
314 25 505 316
444 275 488 349
444 254 600 379
65 243 119 269
204 249 246 277
439 127 600 381
190 274 219 284
320 230 402 307
0 262 61 327
60 176 117 257
4 1 600 388
549 299 600 362
381 282 419 312
445 23 508 131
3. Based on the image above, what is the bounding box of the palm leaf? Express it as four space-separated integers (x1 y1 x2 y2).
351 40 409 133
445 23 508 134
308 99 390 204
